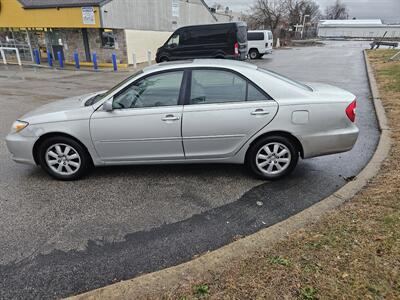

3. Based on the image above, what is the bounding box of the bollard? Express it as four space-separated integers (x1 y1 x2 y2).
112 53 118 72
74 52 80 69
147 50 152 66
34 49 41 65
0 50 6 65
92 52 98 70
132 52 137 69
57 51 64 68
47 51 53 67
276 38 281 48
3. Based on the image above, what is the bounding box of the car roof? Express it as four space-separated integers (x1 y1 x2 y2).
143 59 258 74
177 22 247 31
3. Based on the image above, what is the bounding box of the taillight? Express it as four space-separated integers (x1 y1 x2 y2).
346 99 357 122
234 42 239 56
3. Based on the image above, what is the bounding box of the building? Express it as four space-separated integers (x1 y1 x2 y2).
0 0 217 65
318 19 400 39
209 8 244 23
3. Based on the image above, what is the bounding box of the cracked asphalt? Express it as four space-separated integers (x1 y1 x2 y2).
0 41 379 299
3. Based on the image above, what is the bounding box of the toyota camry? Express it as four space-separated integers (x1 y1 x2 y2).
6 60 358 181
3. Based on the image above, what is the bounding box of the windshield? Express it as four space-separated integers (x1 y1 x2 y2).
258 68 313 92
85 70 144 106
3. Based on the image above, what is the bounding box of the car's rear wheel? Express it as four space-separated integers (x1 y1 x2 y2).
249 49 259 60
38 136 91 180
247 135 299 180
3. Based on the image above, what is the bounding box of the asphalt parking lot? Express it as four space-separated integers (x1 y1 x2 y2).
0 41 379 299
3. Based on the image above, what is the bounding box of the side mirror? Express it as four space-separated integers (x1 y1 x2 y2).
103 98 114 112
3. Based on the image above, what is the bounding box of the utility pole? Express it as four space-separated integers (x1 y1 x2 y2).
301 14 310 39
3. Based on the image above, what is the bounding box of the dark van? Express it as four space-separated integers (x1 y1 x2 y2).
155 22 248 63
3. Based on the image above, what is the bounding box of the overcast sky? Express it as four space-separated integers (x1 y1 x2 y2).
205 0 400 24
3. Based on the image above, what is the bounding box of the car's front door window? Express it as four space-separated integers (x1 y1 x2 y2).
112 71 184 109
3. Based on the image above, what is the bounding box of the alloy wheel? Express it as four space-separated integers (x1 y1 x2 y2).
45 143 81 176
255 142 291 175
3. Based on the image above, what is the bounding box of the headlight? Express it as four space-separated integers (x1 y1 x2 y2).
11 120 29 134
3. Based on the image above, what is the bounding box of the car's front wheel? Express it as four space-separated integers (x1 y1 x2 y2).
38 136 91 180
247 135 299 180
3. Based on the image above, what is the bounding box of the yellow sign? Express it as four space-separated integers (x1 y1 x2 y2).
0 0 100 28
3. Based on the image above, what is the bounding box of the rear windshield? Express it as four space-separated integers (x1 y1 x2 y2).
258 68 313 91
268 31 273 40
237 26 247 43
248 32 264 41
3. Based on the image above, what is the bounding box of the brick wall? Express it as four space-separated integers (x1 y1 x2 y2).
63 28 128 64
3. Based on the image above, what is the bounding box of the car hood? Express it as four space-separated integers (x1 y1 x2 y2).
20 91 106 124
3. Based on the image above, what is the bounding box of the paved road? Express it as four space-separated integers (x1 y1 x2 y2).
0 41 379 299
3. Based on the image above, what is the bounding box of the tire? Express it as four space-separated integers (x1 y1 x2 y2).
249 49 259 60
38 136 92 181
159 56 169 63
247 135 299 180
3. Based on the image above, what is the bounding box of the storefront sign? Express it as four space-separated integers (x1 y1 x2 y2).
82 7 95 25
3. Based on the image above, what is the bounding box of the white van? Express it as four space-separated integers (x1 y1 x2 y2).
247 30 273 59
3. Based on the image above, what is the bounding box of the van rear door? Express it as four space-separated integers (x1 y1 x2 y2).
236 25 248 60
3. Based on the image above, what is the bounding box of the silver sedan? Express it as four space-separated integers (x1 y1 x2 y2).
6 60 359 181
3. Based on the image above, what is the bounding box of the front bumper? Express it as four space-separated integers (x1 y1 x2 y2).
5 133 37 165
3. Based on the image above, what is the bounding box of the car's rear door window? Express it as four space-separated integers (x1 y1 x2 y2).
190 69 247 104
189 69 269 104
247 83 269 101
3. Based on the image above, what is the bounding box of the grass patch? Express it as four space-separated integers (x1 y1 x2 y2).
267 255 291 266
193 283 209 297
300 286 318 300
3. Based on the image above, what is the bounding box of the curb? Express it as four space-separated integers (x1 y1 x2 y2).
68 51 391 300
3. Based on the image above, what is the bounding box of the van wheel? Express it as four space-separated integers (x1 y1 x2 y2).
159 56 169 63
249 49 259 60
247 135 299 180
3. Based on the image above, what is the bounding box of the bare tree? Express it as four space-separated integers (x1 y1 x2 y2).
325 0 348 20
247 0 288 31
287 0 321 27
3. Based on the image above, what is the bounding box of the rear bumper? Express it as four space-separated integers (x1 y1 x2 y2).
258 48 272 55
5 133 37 165
300 125 359 159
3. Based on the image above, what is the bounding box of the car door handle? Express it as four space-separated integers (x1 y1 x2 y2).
162 114 180 121
251 109 270 116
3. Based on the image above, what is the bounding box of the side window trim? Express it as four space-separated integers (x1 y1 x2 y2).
184 67 273 105
112 69 186 110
